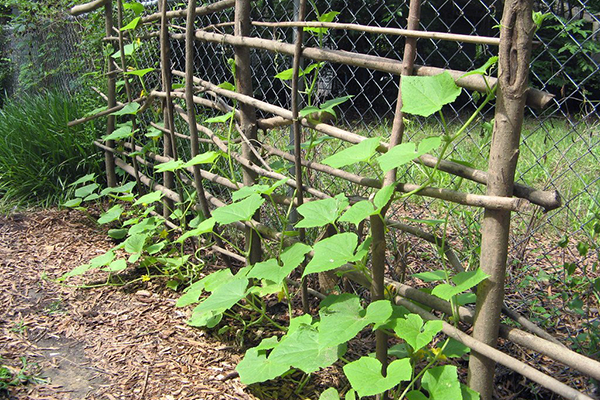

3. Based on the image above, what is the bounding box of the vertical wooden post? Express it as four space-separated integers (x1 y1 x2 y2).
116 0 143 193
290 0 308 311
234 0 261 265
104 1 117 187
467 1 535 398
159 0 177 217
370 0 421 393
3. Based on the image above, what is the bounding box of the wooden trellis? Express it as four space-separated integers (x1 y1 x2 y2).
69 0 598 399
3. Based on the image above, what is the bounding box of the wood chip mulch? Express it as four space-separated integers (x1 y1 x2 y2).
0 209 257 400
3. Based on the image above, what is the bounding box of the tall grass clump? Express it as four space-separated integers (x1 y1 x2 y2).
0 90 103 209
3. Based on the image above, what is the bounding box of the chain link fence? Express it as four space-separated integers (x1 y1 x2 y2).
4 0 598 270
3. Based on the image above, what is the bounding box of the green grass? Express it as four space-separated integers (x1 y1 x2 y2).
0 91 104 210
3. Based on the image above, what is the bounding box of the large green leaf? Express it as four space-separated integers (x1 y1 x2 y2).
188 276 249 327
318 388 341 400
110 102 140 116
269 322 344 374
133 190 163 206
401 72 462 117
120 17 141 31
174 218 216 243
321 137 381 169
74 183 99 198
102 123 134 141
98 204 124 224
376 137 442 173
431 268 489 301
343 357 412 398
176 269 234 307
303 233 359 277
231 179 288 201
248 242 311 284
182 151 219 167
393 314 443 352
338 201 374 227
318 294 392 348
212 194 265 225
154 159 184 173
295 194 348 228
421 365 462 400
305 11 340 34
237 340 289 384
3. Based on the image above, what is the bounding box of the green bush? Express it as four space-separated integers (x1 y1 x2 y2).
0 90 103 208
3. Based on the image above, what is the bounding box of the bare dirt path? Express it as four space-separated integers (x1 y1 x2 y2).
0 209 255 400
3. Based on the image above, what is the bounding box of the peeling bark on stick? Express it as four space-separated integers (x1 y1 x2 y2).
467 1 535 398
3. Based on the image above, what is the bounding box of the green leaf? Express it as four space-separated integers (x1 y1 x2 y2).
101 181 136 195
63 198 82 208
269 322 344 374
442 338 470 358
69 173 96 187
237 340 289 385
376 136 442 173
124 232 148 255
111 42 135 58
295 194 348 228
182 151 220 167
98 205 124 224
133 190 164 206
319 388 340 400
275 62 325 80
401 72 462 117
154 159 185 173
393 314 443 351
431 268 489 301
318 294 392 348
89 250 115 268
460 56 498 79
232 179 289 201
304 233 359 277
74 183 99 198
421 365 462 400
205 111 235 123
321 137 381 168
212 194 265 225
373 184 395 210
338 200 374 227
102 123 134 141
124 67 154 77
248 243 311 284
61 263 94 279
174 218 216 243
189 277 249 326
413 270 447 282
145 125 162 139
305 11 340 34
123 1 144 16
146 242 166 255
120 16 141 31
110 102 140 116
343 357 412 398
217 82 236 91
108 228 128 239
102 259 128 272
176 269 234 307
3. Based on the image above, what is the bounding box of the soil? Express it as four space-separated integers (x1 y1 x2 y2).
0 209 255 400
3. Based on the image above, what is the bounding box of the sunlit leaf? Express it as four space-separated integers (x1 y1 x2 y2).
296 194 348 228
110 102 140 116
124 67 154 77
421 365 462 400
182 151 220 167
133 190 163 206
377 136 442 172
98 204 124 224
431 268 489 301
392 314 443 352
120 16 141 31
401 72 462 117
304 233 360 276
343 357 412 398
212 194 265 225
321 137 381 168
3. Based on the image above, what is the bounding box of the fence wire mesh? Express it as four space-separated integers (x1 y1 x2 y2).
4 0 598 272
